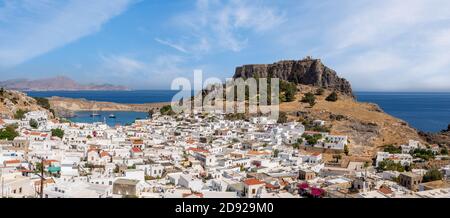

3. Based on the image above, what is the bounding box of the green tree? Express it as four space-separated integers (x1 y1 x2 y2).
51 128 65 139
301 92 316 107
148 108 155 118
377 159 405 172
441 147 449 155
411 148 435 161
273 149 280 157
160 105 175 115
277 111 288 123
0 87 4 96
0 125 19 140
280 81 297 102
29 119 38 129
333 154 342 163
383 144 402 154
325 91 338 102
423 168 443 182
14 109 27 120
344 145 349 155
303 134 322 145
33 97 51 110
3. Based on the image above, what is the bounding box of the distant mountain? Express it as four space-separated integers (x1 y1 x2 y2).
0 76 129 91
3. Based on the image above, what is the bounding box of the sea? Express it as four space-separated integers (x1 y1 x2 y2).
356 92 450 133
26 90 450 132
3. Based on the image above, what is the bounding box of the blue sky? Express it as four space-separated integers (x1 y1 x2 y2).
1 0 450 91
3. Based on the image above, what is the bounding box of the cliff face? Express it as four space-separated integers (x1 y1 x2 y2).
233 58 354 97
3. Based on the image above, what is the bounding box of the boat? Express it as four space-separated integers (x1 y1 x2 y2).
109 114 116 119
90 112 101 117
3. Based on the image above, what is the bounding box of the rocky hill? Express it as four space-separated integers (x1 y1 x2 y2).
48 97 169 117
0 88 51 119
0 76 129 91
280 85 425 157
419 125 450 146
233 57 354 97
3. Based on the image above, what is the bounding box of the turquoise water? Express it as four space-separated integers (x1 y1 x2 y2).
68 111 148 126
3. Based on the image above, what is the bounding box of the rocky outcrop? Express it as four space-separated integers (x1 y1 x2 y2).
419 124 450 146
0 89 51 118
233 57 354 97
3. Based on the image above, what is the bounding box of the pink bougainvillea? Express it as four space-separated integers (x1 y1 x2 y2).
310 187 325 197
298 182 309 190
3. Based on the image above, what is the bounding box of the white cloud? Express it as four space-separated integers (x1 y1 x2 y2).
155 38 188 53
0 0 136 67
309 0 450 91
166 0 285 53
100 55 146 75
97 54 189 89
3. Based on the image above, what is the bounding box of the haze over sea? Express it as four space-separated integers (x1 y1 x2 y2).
26 91 450 133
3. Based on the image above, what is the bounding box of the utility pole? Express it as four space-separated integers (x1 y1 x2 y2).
40 158 44 199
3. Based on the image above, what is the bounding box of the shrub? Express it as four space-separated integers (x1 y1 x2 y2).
423 168 443 182
33 97 51 110
51 128 65 138
277 112 288 123
441 147 449 155
160 105 175 115
411 148 435 161
280 81 298 102
0 125 19 140
14 109 28 120
325 91 338 102
303 134 322 145
383 144 402 154
315 88 324 96
377 159 405 172
29 119 39 129
301 92 316 107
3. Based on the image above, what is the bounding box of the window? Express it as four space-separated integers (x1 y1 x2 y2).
19 187 22 193
252 189 256 194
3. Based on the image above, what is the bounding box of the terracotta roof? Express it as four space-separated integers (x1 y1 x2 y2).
132 139 144 145
247 150 270 156
87 148 99 153
378 186 393 195
187 147 209 153
312 152 322 157
100 151 111 157
265 183 277 189
131 147 142 153
182 193 204 198
4 159 21 165
243 178 265 186
43 160 59 166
